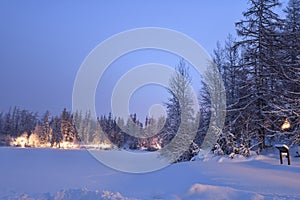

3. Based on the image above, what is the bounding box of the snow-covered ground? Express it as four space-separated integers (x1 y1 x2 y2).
0 147 300 200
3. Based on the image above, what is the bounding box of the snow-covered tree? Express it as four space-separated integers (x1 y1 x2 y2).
51 116 63 147
161 59 200 162
3 109 12 136
280 0 300 145
41 111 51 144
0 112 3 135
235 0 282 151
61 108 77 143
73 111 83 142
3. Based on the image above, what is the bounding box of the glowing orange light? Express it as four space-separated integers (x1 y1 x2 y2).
11 133 28 148
281 118 291 131
11 133 80 149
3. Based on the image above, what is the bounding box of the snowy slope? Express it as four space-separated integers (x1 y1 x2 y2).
0 147 300 200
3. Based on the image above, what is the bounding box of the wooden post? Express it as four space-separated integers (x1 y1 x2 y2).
275 144 291 165
279 152 283 164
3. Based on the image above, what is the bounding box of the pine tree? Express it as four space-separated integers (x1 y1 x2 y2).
51 116 63 147
161 59 200 162
0 112 10 146
73 111 83 143
116 117 125 147
11 106 19 136
61 108 77 143
280 0 300 145
3 108 12 136
124 114 139 149
210 36 248 155
41 111 51 144
235 0 282 151
30 123 43 147
0 112 3 135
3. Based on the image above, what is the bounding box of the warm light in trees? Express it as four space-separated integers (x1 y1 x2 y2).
10 133 114 150
11 133 28 148
281 118 291 131
11 133 80 149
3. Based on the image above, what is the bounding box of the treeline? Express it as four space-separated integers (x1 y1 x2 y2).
0 107 165 151
74 112 165 150
200 0 300 157
0 107 79 148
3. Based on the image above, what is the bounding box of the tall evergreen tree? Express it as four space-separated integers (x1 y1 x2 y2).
208 36 244 155
41 111 51 144
279 0 300 145
73 111 83 143
3 109 12 136
162 59 199 162
61 108 77 143
51 116 63 147
0 112 3 135
235 0 282 151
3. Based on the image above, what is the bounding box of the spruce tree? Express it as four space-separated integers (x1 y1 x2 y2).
162 59 199 162
280 0 300 145
41 111 51 144
235 0 282 151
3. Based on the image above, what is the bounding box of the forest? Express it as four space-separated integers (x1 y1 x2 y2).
0 0 300 162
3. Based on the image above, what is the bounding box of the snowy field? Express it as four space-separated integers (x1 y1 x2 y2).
1 147 300 200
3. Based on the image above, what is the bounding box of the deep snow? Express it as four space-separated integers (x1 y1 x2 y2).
0 147 300 199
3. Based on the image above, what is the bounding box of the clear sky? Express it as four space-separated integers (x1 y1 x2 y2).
0 0 265 119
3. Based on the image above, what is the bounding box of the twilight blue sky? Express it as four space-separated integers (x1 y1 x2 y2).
0 0 285 119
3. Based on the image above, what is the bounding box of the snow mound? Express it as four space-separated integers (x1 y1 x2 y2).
185 183 264 200
0 189 134 200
